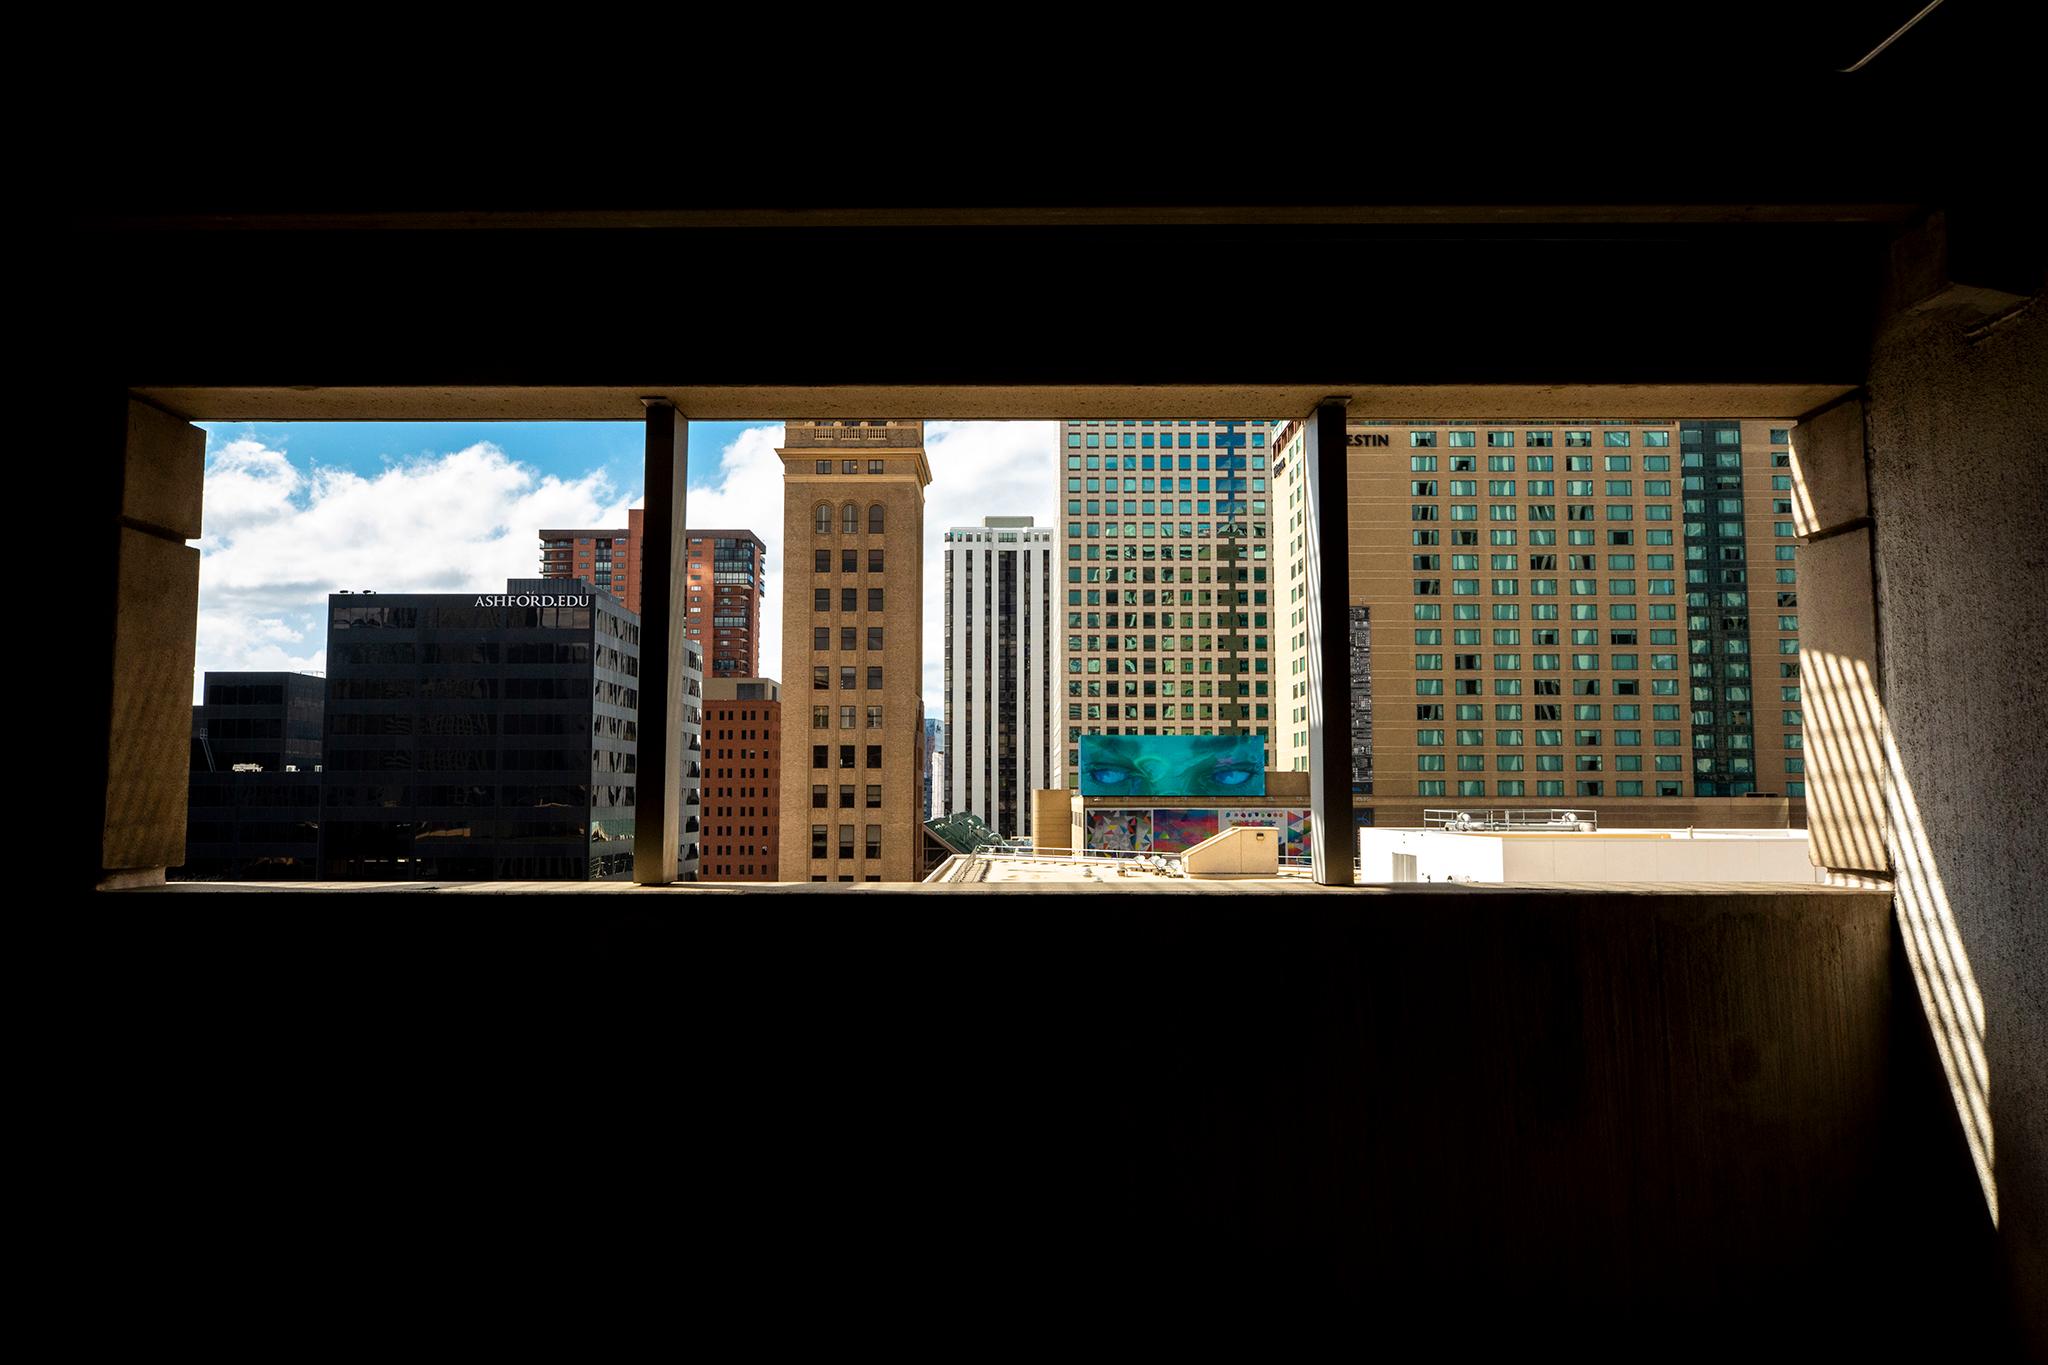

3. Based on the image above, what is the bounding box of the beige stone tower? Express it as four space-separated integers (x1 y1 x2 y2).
777 420 932 882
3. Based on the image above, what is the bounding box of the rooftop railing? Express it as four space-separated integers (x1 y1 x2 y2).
1423 808 1599 832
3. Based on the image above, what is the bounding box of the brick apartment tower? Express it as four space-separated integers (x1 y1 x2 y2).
540 514 766 679
777 420 931 883
538 527 635 608
700 677 780 881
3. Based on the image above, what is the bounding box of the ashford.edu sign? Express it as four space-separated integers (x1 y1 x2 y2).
473 593 590 607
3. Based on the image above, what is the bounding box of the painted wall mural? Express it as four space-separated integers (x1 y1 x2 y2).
1083 807 1314 860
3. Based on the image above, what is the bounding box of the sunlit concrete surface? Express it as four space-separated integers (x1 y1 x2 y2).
1360 827 1823 884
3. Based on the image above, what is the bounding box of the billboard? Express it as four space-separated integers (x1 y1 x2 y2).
1076 734 1266 797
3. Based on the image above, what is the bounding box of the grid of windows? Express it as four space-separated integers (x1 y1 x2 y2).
1304 419 1800 811
1060 419 1280 787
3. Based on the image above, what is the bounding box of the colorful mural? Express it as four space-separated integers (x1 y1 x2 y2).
1150 809 1220 853
1085 809 1153 853
1081 807 1315 861
1219 808 1314 861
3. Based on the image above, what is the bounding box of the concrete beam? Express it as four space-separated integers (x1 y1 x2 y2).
1304 399 1355 887
90 203 1926 233
1881 206 2045 325
128 384 1861 425
633 402 686 886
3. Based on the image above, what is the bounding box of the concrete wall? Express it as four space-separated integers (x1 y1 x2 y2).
100 401 206 889
1859 279 2046 1349
534 883 2017 1345
1181 825 1280 877
1029 788 1069 854
1362 795 1799 831
1360 829 1819 884
1360 828 1507 883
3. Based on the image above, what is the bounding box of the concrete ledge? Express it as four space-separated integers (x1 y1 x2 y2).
1790 397 1868 536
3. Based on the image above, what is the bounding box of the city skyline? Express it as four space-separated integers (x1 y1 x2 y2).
189 419 1059 716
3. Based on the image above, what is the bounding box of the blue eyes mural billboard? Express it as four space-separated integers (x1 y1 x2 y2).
1077 734 1266 797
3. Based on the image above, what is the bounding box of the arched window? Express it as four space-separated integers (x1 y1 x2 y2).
842 502 859 535
868 503 885 534
814 503 833 535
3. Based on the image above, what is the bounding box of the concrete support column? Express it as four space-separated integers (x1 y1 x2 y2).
1303 398 1355 885
634 400 687 886
1799 204 2044 1354
99 399 206 890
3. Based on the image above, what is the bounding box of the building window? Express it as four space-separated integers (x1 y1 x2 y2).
842 503 859 534
869 504 885 534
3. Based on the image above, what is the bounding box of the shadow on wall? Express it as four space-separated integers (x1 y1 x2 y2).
1808 647 1996 1226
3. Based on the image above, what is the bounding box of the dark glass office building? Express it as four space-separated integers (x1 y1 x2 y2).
180 671 325 880
318 580 640 880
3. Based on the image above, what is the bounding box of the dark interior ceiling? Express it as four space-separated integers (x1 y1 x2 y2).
53 2 2031 397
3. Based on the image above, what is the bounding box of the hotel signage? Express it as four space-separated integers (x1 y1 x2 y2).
1346 433 1391 447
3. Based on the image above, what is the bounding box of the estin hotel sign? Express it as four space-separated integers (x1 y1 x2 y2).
1345 433 1391 447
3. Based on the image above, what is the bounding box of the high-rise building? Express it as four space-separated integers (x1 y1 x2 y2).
921 717 943 820
539 515 766 679
686 529 767 678
943 516 1056 837
1054 419 1281 787
701 676 780 881
317 579 642 880
1272 417 1805 826
180 671 325 880
777 420 931 883
539 526 637 610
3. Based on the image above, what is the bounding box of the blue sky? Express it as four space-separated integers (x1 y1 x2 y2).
197 419 762 493
190 419 1059 714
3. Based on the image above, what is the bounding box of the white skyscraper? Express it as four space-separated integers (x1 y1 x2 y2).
943 516 1057 838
